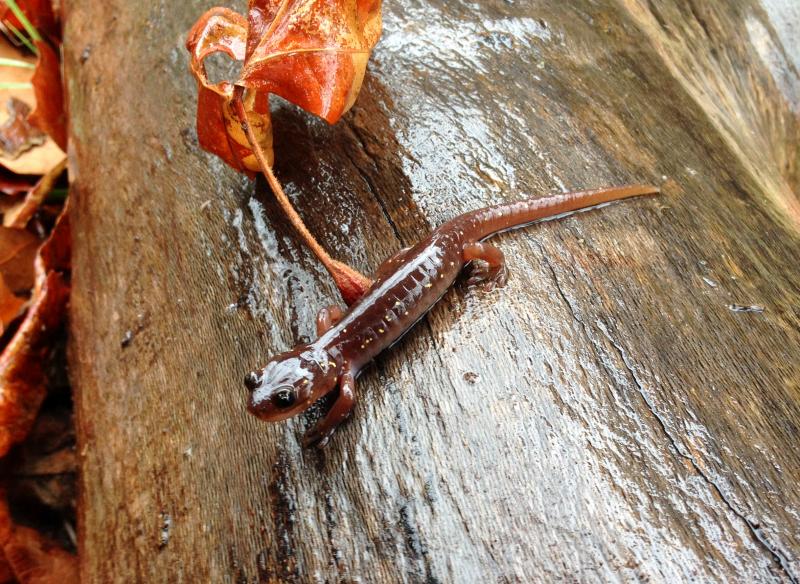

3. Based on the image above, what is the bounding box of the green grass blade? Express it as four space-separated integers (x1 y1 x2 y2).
4 21 37 55
0 57 33 68
46 187 69 202
0 81 32 89
2 0 41 43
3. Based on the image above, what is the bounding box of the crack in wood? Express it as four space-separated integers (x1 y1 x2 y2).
538 244 798 582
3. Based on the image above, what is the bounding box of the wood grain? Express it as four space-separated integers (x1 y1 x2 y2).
65 0 800 581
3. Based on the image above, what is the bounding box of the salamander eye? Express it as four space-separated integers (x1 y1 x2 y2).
272 388 296 409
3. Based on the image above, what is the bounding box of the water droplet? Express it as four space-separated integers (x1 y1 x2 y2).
728 304 764 314
463 371 480 384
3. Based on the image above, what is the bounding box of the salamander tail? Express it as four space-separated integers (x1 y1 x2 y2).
461 184 660 241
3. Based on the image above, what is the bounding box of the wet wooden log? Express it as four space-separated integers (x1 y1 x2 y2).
65 0 800 581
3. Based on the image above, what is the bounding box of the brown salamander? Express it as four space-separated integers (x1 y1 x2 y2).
245 185 659 447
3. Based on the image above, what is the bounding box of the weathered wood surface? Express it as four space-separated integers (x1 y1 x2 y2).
65 0 800 582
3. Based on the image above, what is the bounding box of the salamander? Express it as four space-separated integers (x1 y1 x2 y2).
244 184 659 448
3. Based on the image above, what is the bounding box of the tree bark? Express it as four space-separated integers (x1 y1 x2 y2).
65 0 800 582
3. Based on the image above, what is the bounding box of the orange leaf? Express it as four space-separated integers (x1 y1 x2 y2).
243 0 381 122
0 206 69 457
0 226 39 292
29 41 67 152
186 7 272 174
186 0 381 172
0 41 65 177
0 274 25 334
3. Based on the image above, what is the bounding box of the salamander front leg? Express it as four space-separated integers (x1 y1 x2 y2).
316 305 345 336
463 242 508 291
303 366 357 449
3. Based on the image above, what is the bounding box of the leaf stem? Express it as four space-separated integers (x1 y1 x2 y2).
231 86 372 305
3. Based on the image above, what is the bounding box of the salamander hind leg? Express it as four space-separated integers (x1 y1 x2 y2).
316 305 346 336
463 242 509 291
303 366 357 449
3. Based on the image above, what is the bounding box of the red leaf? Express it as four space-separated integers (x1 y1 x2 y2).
243 0 381 122
0 274 26 334
186 0 381 172
187 8 273 174
0 226 39 292
0 205 69 457
29 41 66 152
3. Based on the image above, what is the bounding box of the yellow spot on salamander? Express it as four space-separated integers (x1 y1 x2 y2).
379 328 385 333
425 283 432 288
329 361 336 368
360 344 365 349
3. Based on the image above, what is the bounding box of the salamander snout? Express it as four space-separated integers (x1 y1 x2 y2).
244 371 260 391
245 345 339 423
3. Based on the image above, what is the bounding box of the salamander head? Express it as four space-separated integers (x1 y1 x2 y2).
244 344 339 422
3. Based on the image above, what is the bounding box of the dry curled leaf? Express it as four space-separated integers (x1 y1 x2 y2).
0 206 68 457
3 157 65 228
0 226 38 292
0 41 64 177
29 41 66 152
0 274 25 333
0 493 77 584
0 98 45 159
187 0 381 173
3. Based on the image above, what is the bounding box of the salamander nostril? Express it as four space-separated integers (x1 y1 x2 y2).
244 371 260 391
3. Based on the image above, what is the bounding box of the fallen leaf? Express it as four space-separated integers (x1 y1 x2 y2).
186 7 271 174
0 226 38 292
0 97 45 158
186 0 381 172
3 157 65 228
0 205 68 457
29 41 65 151
0 493 77 584
0 40 64 176
0 273 25 333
